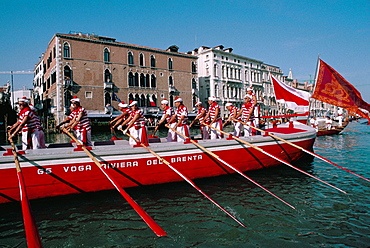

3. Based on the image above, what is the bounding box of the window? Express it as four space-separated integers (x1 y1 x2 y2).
85 91 93 98
168 58 173 70
151 75 156 88
139 53 144 66
192 61 196 73
128 72 134 86
134 73 139 86
104 48 110 63
64 66 72 81
145 74 150 87
128 51 134 65
168 76 173 86
104 69 111 82
140 73 145 87
63 43 70 58
150 55 156 68
192 79 197 89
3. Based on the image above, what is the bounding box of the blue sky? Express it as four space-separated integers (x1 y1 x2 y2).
1 0 369 101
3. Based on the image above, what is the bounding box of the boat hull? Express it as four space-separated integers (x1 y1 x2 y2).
0 122 316 204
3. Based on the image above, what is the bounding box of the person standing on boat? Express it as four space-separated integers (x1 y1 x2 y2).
67 96 92 146
202 96 222 139
325 116 333 130
189 101 210 139
120 101 149 146
223 102 242 137
309 117 318 130
110 101 130 131
155 99 177 142
235 95 255 137
8 97 46 150
168 97 189 143
337 108 343 127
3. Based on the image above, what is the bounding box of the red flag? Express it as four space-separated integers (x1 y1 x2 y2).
312 59 370 122
271 75 311 113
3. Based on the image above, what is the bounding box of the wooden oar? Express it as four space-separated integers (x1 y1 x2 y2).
344 127 369 135
165 124 296 209
61 128 167 237
8 134 43 248
241 121 370 183
220 122 346 194
120 130 246 227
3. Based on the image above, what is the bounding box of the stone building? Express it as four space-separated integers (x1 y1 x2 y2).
35 32 198 123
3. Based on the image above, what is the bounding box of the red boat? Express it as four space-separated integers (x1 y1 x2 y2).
0 121 316 204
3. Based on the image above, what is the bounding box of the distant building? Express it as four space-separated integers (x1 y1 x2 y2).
35 32 198 123
191 45 285 117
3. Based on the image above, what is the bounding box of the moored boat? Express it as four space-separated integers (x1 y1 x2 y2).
0 121 316 204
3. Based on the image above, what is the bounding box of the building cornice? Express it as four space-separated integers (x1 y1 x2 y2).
55 33 197 60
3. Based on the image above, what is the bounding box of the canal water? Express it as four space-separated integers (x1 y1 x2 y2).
0 122 369 247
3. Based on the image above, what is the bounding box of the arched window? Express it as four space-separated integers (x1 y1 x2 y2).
192 79 197 89
168 76 173 86
140 94 146 107
134 73 139 86
63 43 70 58
192 61 196 73
139 53 144 66
104 69 111 82
168 58 173 70
129 93 134 103
150 55 156 68
105 92 111 105
128 72 134 86
140 73 145 87
134 94 140 103
145 74 150 87
151 94 157 106
104 48 110 63
128 51 134 65
151 75 156 88
169 95 174 107
64 65 72 80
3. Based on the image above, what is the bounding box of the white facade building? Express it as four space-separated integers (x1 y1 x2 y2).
192 45 285 118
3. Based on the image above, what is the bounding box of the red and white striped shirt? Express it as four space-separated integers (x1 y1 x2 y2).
228 106 241 122
162 106 175 123
241 102 254 121
70 107 91 131
175 104 188 125
196 107 209 124
208 102 221 122
18 107 41 132
129 108 145 126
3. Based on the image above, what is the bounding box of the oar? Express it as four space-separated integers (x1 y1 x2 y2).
61 128 167 237
222 122 346 194
165 124 296 209
240 121 370 183
8 134 43 248
120 129 246 227
344 127 369 135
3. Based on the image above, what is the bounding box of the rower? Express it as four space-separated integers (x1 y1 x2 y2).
121 101 149 146
8 97 46 150
224 102 242 137
202 96 222 139
110 101 130 130
168 97 189 143
189 101 210 139
235 95 255 137
155 99 176 142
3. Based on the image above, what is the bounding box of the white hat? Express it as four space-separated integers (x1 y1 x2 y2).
174 97 183 103
70 96 80 102
129 101 138 107
118 101 128 108
225 102 233 107
244 94 252 99
208 96 216 101
247 87 253 91
161 99 169 105
18 97 29 103
195 101 202 106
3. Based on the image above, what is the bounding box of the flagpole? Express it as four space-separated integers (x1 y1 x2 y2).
308 56 321 118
